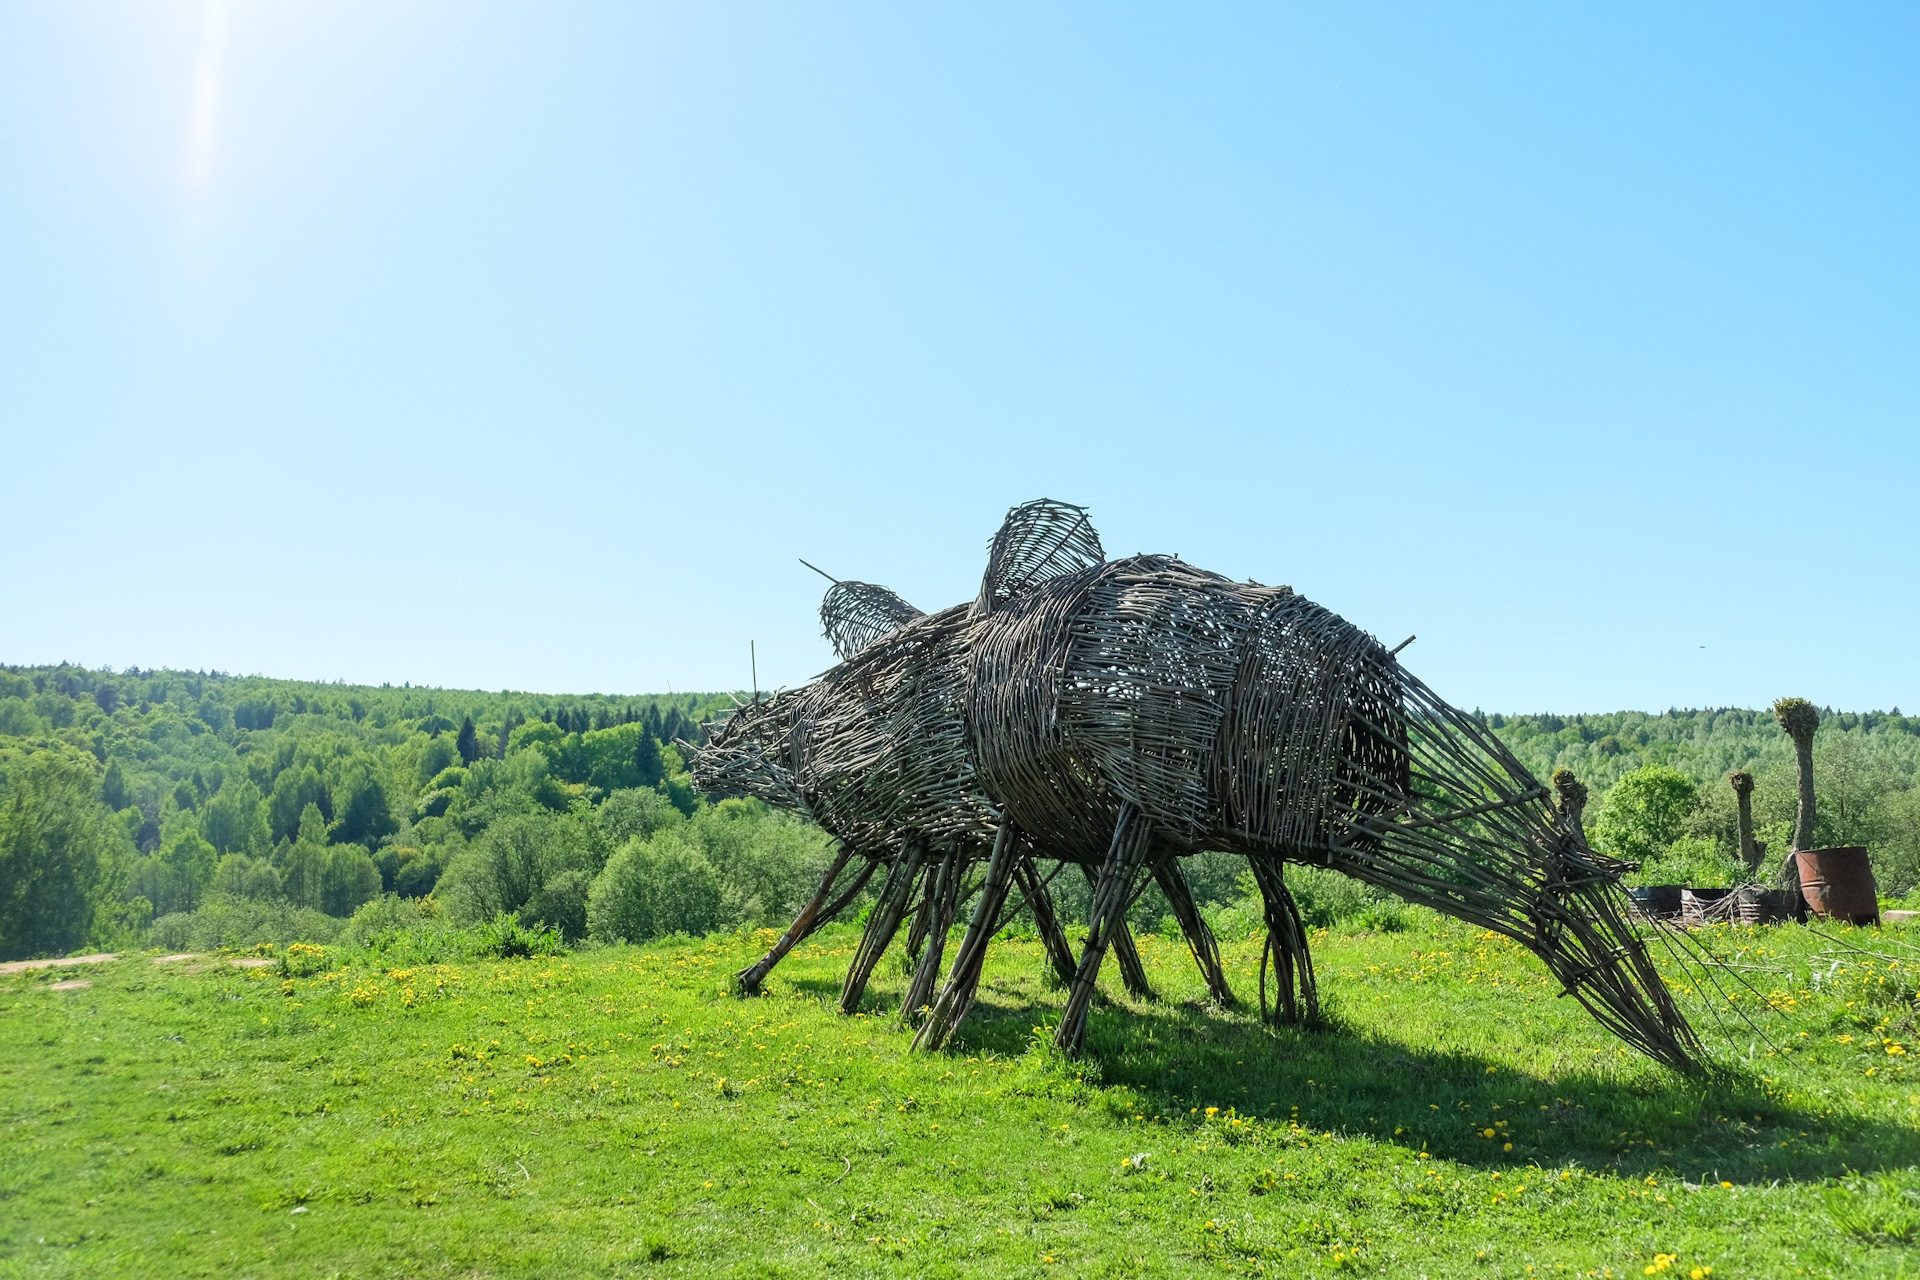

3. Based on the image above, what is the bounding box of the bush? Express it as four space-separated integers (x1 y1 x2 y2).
525 868 593 941
1197 865 1400 938
148 894 341 951
1628 834 1744 888
1287 865 1375 929
436 811 594 926
335 892 445 950
688 801 838 928
1350 899 1409 933
473 912 565 959
1591 765 1699 865
587 830 725 944
277 942 331 977
0 744 133 960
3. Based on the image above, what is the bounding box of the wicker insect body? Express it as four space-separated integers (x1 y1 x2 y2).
693 501 1700 1071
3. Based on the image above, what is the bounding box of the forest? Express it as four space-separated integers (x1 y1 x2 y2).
3 661 1918 962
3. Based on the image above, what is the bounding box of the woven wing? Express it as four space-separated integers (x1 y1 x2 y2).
821 581 926 661
976 498 1105 613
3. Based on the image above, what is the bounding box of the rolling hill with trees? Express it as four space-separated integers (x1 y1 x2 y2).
3 661 1918 963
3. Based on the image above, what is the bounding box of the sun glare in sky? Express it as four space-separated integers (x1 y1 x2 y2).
185 1 225 198
2 5 1915 707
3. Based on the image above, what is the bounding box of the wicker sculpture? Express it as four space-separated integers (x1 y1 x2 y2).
691 500 1700 1072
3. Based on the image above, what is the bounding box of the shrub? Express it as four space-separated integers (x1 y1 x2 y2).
1591 765 1699 865
278 942 331 977
473 912 565 959
335 892 445 950
1350 900 1409 933
0 745 133 960
1287 865 1375 929
587 830 725 944
1629 834 1743 888
148 894 341 951
525 868 593 941
436 811 593 926
688 801 838 928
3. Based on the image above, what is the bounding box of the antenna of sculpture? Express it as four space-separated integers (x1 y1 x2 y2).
693 499 1704 1073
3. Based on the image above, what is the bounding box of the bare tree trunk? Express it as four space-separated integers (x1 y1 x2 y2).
1791 740 1817 851
1773 698 1820 852
1728 771 1761 874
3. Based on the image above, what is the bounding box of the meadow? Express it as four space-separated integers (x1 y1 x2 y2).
4 912 1918 1279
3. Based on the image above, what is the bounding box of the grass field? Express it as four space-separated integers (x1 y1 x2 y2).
4 913 1918 1279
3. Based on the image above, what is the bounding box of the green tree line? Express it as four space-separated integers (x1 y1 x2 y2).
1490 707 1920 893
6 662 1919 962
0 665 747 959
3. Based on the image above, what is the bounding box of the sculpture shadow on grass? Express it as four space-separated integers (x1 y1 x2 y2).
923 984 1919 1185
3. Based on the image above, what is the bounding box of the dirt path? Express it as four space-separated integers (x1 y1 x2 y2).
1 953 277 976
0 953 117 975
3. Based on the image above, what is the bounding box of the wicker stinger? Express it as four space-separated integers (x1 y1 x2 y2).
691 500 1700 1072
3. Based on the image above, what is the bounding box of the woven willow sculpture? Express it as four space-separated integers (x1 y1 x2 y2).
691 500 1701 1071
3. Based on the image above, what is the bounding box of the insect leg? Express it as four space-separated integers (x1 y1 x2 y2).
1056 803 1154 1055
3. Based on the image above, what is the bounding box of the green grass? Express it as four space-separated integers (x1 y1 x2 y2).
4 914 1918 1279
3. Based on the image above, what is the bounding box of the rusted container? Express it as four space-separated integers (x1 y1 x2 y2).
1794 848 1880 925
1681 887 1732 926
1627 885 1684 921
1733 885 1799 925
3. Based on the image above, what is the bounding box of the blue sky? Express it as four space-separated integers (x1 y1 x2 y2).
2 3 1914 711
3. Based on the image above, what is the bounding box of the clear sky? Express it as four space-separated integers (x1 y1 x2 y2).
3 3 1914 712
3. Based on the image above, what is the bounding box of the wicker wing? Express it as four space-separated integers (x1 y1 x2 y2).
976 498 1105 614
821 581 926 661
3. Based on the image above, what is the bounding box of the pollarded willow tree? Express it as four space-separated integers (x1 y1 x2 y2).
1772 697 1820 853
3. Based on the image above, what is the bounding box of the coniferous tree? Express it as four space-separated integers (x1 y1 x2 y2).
101 758 128 811
456 715 479 766
634 732 664 789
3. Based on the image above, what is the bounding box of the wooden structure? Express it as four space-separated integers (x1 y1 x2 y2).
690 500 1700 1071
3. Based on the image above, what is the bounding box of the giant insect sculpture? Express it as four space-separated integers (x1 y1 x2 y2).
690 500 1701 1071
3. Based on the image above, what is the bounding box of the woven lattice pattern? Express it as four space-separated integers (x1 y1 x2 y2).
693 499 1700 1071
820 581 926 662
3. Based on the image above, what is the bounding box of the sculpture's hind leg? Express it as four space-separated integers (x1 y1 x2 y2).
914 822 1022 1051
1155 857 1235 1007
1056 803 1154 1055
1015 855 1079 988
900 848 964 1022
737 845 880 994
840 843 924 1014
1249 858 1317 1024
1077 862 1154 1001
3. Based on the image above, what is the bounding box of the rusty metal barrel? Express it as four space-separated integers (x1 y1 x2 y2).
1794 848 1880 925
